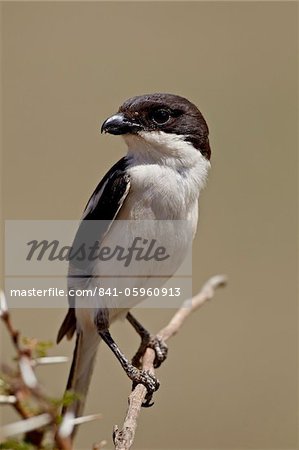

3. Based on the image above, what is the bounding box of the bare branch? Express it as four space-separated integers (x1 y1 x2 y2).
113 274 227 450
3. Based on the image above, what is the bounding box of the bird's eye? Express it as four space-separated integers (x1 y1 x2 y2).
151 109 171 125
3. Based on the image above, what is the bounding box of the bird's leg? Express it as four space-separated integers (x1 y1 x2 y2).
126 312 168 369
98 328 160 406
126 312 150 368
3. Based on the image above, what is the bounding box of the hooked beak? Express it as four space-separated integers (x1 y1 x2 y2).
101 113 142 135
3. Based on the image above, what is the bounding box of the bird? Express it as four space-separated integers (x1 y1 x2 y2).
57 92 211 422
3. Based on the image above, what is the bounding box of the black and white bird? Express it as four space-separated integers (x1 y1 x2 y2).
57 93 211 421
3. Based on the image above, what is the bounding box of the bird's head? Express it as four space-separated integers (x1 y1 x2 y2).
101 93 211 161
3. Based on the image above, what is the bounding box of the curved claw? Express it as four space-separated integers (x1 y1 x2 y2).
142 396 155 408
131 369 160 407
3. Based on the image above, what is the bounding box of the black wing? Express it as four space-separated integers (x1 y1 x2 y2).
81 157 130 220
57 157 131 343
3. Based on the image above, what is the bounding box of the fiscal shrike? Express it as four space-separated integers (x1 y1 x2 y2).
57 93 211 421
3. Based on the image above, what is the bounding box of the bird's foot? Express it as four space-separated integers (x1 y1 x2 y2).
130 367 160 407
148 336 168 368
132 335 168 369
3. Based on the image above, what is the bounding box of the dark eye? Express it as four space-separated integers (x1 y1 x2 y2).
151 109 171 125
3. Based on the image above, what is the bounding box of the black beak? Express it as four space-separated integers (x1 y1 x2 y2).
101 113 142 135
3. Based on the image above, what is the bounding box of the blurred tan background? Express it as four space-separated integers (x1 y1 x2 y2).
1 2 298 449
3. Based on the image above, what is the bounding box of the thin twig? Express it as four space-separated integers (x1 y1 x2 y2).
113 275 227 450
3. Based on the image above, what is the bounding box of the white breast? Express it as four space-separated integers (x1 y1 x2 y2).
76 131 210 329
122 131 210 230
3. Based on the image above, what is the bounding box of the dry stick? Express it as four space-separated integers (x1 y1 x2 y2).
113 275 227 450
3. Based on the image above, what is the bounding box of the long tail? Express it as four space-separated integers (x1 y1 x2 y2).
62 329 101 425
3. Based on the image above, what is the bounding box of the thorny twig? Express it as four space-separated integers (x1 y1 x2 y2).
0 291 101 449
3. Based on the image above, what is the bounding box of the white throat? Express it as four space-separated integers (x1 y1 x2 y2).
124 130 210 190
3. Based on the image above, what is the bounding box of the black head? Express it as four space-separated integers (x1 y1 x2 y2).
101 93 211 159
